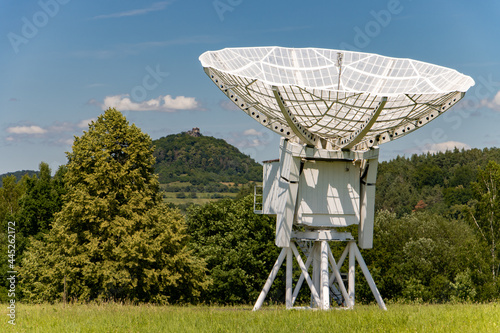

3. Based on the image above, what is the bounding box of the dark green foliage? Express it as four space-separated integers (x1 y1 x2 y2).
1 162 67 296
0 175 25 221
16 163 66 241
0 170 38 187
153 132 262 184
464 161 500 281
376 147 500 216
0 175 26 302
186 195 282 304
360 211 489 303
374 148 500 301
20 109 209 304
7 128 500 305
234 183 256 200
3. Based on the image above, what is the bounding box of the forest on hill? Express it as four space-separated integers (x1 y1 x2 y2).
153 132 262 186
376 147 500 216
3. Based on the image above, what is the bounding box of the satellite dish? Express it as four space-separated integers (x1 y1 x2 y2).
200 47 474 149
199 47 474 311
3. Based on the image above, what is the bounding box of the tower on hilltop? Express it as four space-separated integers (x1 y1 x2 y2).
187 127 201 137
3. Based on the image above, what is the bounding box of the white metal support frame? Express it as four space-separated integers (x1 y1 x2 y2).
272 86 318 147
320 240 330 309
348 241 356 307
252 239 386 311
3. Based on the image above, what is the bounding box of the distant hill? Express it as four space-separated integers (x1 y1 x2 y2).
0 170 38 187
153 130 262 185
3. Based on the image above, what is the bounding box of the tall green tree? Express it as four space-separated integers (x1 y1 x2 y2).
15 162 66 258
0 175 25 221
21 108 208 303
466 161 500 281
0 175 26 302
186 195 281 304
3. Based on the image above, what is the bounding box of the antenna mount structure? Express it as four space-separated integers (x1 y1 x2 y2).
199 47 474 310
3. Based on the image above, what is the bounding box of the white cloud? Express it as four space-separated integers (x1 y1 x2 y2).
407 141 471 155
226 129 272 150
227 137 268 149
48 123 75 133
243 129 263 136
7 125 47 134
73 35 224 59
86 83 107 88
92 1 171 19
481 90 500 111
219 100 240 111
57 138 75 146
162 95 198 109
101 94 199 112
77 118 96 128
4 119 94 146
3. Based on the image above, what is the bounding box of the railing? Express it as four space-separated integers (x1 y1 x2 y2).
253 185 263 214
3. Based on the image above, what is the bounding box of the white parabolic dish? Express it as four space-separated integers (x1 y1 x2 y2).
200 47 475 150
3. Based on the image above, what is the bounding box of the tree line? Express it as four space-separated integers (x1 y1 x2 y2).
0 108 499 304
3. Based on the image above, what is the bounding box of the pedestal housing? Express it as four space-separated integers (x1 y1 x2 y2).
253 138 384 310
257 138 378 249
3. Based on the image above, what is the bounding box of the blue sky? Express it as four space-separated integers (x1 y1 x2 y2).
1 0 500 174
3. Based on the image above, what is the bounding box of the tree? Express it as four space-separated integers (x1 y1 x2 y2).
413 200 427 211
16 162 66 240
466 161 500 281
360 211 488 303
20 108 208 303
0 175 26 302
186 195 281 304
0 175 25 221
375 147 500 217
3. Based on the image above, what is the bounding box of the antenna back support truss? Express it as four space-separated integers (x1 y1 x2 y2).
253 237 386 311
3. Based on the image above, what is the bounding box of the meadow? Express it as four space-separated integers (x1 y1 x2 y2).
3 302 499 332
161 191 238 205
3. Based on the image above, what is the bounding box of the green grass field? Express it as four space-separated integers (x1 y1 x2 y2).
159 182 240 206
161 191 238 205
3 303 499 332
